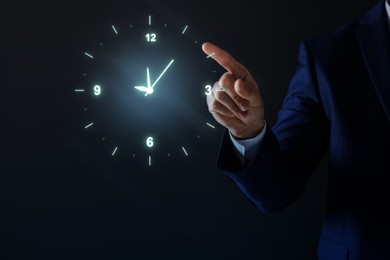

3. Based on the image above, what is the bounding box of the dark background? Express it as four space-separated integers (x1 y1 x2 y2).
1 0 379 259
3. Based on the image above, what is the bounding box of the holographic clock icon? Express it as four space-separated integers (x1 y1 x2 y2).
73 14 220 167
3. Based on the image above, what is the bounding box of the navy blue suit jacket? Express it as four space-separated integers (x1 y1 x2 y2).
217 1 390 259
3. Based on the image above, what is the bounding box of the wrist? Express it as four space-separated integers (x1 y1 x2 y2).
231 121 265 140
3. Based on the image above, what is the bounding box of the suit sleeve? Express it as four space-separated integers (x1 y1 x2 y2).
217 42 330 214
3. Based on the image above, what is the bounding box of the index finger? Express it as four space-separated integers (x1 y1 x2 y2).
202 42 248 80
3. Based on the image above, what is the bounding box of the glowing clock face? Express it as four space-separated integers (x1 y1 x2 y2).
73 14 221 168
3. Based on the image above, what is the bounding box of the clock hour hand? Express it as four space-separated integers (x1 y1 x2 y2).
134 86 149 92
146 67 151 89
134 67 153 96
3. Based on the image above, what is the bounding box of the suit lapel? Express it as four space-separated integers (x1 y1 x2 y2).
356 1 390 122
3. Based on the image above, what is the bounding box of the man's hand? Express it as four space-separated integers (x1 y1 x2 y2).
202 42 265 139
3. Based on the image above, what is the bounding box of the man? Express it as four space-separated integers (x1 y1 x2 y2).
203 0 390 259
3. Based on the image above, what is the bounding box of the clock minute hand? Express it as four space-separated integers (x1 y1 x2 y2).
151 59 174 89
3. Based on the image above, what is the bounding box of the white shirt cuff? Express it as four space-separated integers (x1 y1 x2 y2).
229 122 267 163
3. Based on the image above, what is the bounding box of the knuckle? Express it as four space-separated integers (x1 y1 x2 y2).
219 73 234 88
233 95 246 106
213 90 225 101
208 101 220 113
231 105 242 115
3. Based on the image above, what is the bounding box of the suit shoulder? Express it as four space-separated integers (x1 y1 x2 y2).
305 0 383 54
306 19 360 54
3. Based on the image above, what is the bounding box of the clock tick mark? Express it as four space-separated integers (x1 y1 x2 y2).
84 52 94 59
206 52 215 59
182 25 188 34
206 123 216 129
112 147 118 156
182 147 189 156
112 25 118 34
84 123 94 129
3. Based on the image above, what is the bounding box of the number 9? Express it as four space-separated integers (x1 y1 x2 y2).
94 85 101 96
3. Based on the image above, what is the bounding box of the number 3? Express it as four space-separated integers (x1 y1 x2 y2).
205 85 212 96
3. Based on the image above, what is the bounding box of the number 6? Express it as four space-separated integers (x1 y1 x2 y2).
146 137 154 148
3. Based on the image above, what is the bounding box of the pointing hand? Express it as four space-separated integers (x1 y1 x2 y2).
202 42 265 139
